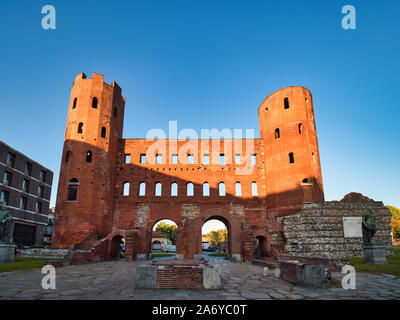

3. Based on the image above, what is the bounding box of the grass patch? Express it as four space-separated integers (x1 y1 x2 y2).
151 253 175 258
0 257 61 273
350 246 400 276
207 252 228 257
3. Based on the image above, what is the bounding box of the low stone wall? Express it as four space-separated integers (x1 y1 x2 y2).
18 248 70 259
283 200 392 265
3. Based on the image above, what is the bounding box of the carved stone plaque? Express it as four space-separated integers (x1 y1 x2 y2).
342 217 362 238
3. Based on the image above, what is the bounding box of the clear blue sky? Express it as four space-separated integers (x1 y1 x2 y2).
0 1 399 208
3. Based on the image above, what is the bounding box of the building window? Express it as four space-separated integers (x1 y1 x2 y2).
92 97 98 109
251 154 257 165
38 185 44 198
187 154 194 164
156 154 162 164
139 182 146 196
235 182 241 196
155 182 162 196
22 179 30 193
274 128 280 139
7 153 15 167
114 107 117 119
20 196 27 210
251 182 258 196
140 154 146 164
101 127 106 138
67 178 79 201
77 122 83 134
36 201 42 214
202 154 209 165
171 182 178 196
86 151 92 163
171 154 178 164
125 154 130 164
235 154 241 164
299 123 303 134
284 97 289 109
1 190 10 205
25 162 32 176
3 171 12 186
187 183 194 196
72 98 77 109
123 182 130 196
289 152 295 164
219 154 225 165
203 183 210 196
65 150 71 163
219 182 226 196
40 170 46 183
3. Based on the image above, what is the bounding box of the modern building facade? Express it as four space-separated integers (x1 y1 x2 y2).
0 141 53 246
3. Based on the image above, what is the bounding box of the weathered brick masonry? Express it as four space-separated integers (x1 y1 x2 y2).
51 72 391 264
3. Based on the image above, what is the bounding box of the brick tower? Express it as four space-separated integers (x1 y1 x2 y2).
259 86 324 218
52 72 125 248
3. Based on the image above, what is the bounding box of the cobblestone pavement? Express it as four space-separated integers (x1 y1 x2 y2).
0 260 399 300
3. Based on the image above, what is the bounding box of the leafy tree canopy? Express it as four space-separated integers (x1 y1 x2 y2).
155 222 177 245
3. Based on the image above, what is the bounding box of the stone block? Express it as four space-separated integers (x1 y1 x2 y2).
296 264 326 287
363 244 388 265
0 244 16 263
203 268 222 289
135 265 157 289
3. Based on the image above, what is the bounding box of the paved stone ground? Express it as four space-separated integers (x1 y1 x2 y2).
0 260 399 300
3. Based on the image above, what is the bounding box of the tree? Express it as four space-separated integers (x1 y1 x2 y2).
207 229 227 249
155 222 177 245
387 205 400 241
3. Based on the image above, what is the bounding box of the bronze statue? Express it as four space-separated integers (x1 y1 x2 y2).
0 200 12 244
362 207 377 245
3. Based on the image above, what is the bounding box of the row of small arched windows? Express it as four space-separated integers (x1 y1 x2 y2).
123 181 258 197
72 97 118 118
76 122 107 138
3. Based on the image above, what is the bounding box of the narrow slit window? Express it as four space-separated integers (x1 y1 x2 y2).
156 154 162 164
219 154 225 165
289 152 294 164
171 182 178 196
86 151 92 163
219 182 226 196
203 183 210 196
235 154 241 164
101 127 106 138
140 154 146 164
171 154 178 164
187 183 194 196
274 128 280 139
139 182 146 196
251 182 258 196
298 123 303 134
68 178 79 201
155 183 162 196
284 97 289 109
251 154 257 165
125 154 131 164
92 97 98 109
235 182 242 196
203 154 209 165
123 182 130 196
77 122 83 134
187 154 194 164
72 98 77 109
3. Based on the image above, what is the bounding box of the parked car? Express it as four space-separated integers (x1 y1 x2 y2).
206 246 217 252
164 245 176 253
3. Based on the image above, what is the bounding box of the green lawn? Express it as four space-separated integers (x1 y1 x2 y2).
0 257 61 273
151 253 176 258
207 252 228 257
350 246 400 276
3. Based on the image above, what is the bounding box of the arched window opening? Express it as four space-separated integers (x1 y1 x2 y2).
72 98 77 109
302 178 313 185
139 182 146 196
274 128 280 139
152 219 178 257
68 178 79 201
203 183 210 196
187 183 194 196
251 182 258 196
235 182 241 196
254 236 268 259
86 150 92 163
101 126 106 138
289 152 295 164
219 182 226 196
155 182 162 196
123 182 130 196
171 182 178 196
77 122 83 134
92 97 98 109
284 97 290 109
202 219 229 256
298 123 303 134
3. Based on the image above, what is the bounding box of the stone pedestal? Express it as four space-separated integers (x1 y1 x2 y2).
363 244 388 265
0 244 17 263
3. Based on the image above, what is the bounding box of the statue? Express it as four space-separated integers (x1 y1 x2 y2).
0 200 13 244
362 206 381 245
